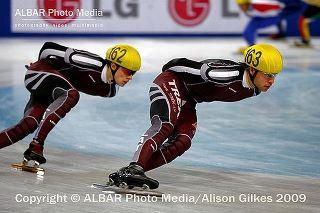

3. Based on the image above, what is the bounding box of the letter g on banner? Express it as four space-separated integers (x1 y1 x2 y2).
169 0 210 27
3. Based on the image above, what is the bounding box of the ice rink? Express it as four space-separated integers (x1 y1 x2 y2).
0 38 319 212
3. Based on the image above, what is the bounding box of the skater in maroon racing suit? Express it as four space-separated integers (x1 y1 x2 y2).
0 42 142 164
109 43 284 189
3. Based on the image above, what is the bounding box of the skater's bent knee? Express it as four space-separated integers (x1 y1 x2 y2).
22 116 39 133
67 89 80 106
175 135 192 156
149 116 174 135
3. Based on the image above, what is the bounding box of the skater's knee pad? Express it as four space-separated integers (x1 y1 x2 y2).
149 116 174 140
164 134 191 163
55 89 79 118
62 89 80 109
139 117 174 155
174 134 191 156
67 89 80 106
147 116 173 134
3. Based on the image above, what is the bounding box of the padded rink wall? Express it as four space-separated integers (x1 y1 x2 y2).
0 0 319 37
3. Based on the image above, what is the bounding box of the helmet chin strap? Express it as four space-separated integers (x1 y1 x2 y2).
248 67 258 88
109 63 120 83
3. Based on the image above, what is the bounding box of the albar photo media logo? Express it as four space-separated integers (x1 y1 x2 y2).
169 0 210 27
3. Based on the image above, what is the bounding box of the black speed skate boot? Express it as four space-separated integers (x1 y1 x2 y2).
23 140 46 165
109 164 159 190
294 39 312 48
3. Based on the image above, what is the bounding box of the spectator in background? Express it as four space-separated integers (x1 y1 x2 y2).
236 0 302 52
295 0 320 47
270 0 303 40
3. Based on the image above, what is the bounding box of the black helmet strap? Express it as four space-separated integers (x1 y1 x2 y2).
106 60 120 83
110 63 120 78
248 67 258 88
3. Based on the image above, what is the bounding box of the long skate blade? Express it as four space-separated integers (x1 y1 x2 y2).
91 183 163 197
11 162 45 175
290 42 314 48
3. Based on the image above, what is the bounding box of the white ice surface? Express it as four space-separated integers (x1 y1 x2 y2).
0 37 319 212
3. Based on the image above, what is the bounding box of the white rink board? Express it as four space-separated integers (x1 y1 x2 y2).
11 0 253 33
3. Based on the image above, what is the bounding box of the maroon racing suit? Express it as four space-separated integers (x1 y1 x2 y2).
132 58 260 171
0 42 117 149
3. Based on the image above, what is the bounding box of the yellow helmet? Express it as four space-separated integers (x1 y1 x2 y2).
243 43 283 75
106 44 141 71
236 0 250 4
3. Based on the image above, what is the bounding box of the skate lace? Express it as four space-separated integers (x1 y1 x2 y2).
120 166 143 177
